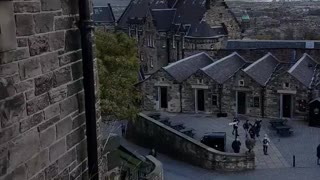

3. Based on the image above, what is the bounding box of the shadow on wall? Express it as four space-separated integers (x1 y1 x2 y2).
126 113 255 171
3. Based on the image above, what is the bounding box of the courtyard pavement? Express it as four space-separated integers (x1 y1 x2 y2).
102 113 320 179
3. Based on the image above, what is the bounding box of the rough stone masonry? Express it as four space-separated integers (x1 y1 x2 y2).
0 1 102 180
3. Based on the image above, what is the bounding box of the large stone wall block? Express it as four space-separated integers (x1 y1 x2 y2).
49 138 66 162
76 139 87 162
53 66 72 88
28 35 50 56
0 48 29 65
61 0 79 15
67 79 83 96
0 94 25 128
44 161 59 179
41 0 62 11
57 148 76 170
15 14 35 36
38 115 60 132
0 63 18 77
71 61 83 80
17 38 28 48
34 13 54 33
66 127 85 150
9 128 40 169
49 86 67 104
26 93 50 115
72 113 85 129
49 31 65 51
55 16 75 31
59 95 78 118
35 73 53 96
14 79 34 93
0 124 19 145
44 103 60 120
59 50 82 66
14 2 40 13
65 30 81 52
40 126 56 149
19 57 41 80
39 52 59 73
77 91 85 113
56 116 72 139
26 149 49 178
0 78 15 101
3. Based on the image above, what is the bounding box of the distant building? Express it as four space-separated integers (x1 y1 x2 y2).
138 51 320 120
116 0 241 74
93 4 116 31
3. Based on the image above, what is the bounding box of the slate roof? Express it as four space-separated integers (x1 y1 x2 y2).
151 9 176 31
201 52 248 84
226 40 320 49
243 53 280 86
117 0 169 28
266 63 291 86
288 53 318 88
163 52 215 83
93 0 131 21
117 0 228 38
93 6 115 24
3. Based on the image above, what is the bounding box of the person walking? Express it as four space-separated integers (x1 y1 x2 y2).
232 122 239 138
254 119 262 137
263 134 270 155
243 120 250 137
249 125 256 139
232 137 241 153
317 144 320 165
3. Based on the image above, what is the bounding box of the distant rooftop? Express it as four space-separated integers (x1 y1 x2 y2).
226 40 320 49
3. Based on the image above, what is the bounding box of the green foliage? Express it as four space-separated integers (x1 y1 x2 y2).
96 31 141 120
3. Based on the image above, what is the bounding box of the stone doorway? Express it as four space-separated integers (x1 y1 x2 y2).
197 89 205 111
282 94 292 118
237 92 246 114
160 87 168 109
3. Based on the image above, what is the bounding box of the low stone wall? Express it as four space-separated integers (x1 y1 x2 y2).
127 113 255 171
145 155 164 180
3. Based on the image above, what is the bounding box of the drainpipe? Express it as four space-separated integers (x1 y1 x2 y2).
261 86 266 118
179 84 183 112
78 1 99 179
218 84 223 114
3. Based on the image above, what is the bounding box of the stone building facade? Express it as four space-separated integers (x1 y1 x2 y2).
140 51 318 120
117 0 241 75
0 1 102 180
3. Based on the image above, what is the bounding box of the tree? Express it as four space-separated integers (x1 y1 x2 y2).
96 31 141 120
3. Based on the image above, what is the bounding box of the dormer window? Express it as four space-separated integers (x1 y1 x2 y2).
160 77 165 82
239 80 244 86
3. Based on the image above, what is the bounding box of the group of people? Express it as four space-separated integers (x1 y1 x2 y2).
231 118 270 155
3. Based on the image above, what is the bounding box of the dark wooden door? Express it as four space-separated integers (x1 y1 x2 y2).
197 89 205 111
238 92 246 114
160 87 168 108
283 95 291 118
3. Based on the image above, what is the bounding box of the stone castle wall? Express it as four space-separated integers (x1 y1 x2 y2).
0 1 101 180
127 113 255 171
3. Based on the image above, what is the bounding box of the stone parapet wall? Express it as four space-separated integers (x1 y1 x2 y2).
127 113 255 171
0 1 101 180
145 155 164 180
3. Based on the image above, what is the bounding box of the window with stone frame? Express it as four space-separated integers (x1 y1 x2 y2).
150 56 153 68
253 96 260 108
172 36 176 48
197 79 203 84
212 95 218 106
283 82 290 89
238 80 245 86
